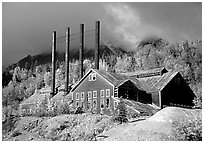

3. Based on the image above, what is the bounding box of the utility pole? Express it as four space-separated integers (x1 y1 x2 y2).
65 27 71 95
79 23 85 79
51 31 56 97
95 21 100 70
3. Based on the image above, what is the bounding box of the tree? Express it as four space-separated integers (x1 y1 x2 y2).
44 71 52 87
113 97 128 124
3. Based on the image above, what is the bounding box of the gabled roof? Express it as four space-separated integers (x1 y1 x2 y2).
70 68 182 94
137 71 179 93
70 68 143 92
95 69 128 86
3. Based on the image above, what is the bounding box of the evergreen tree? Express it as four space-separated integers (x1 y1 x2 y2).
114 97 128 124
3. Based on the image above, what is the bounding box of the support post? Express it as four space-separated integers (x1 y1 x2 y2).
159 91 162 109
95 21 100 70
51 31 57 97
79 23 85 79
65 27 71 95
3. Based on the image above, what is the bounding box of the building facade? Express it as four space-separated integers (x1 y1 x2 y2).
70 68 196 113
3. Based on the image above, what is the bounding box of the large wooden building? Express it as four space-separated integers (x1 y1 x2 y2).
69 67 195 113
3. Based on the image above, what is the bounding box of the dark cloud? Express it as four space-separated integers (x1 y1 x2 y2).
2 2 202 66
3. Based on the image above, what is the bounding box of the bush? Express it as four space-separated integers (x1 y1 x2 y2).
112 98 128 124
172 115 202 141
2 106 19 134
44 72 52 87
21 98 71 117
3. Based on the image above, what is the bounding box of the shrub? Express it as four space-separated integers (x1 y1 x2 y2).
44 72 52 87
172 115 202 141
21 98 72 117
75 107 84 114
2 106 19 134
112 98 128 124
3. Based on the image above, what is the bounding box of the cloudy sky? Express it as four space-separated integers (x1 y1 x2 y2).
2 2 202 66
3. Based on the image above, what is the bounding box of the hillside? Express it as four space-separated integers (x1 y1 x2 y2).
2 107 201 141
5 43 128 70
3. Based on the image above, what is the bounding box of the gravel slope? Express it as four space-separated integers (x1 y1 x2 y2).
99 107 201 141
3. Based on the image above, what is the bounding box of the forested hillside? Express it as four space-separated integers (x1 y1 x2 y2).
2 38 202 138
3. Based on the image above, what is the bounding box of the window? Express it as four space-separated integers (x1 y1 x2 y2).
89 74 93 81
100 90 104 98
92 73 96 81
93 91 97 98
106 98 110 109
81 100 84 107
89 73 96 81
76 101 79 107
93 99 97 109
88 100 92 109
106 89 110 97
81 92 84 99
100 99 104 109
88 91 92 99
76 93 79 100
114 101 118 109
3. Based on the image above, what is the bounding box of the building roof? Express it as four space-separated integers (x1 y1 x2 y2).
121 67 168 78
70 68 181 93
137 71 179 93
70 68 143 92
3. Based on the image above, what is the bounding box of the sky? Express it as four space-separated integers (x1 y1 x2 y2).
2 2 202 67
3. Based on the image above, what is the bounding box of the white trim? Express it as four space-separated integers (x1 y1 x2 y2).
92 73 96 81
114 101 118 109
71 92 73 100
100 99 104 109
88 99 92 108
159 91 162 108
106 98 110 109
70 68 115 93
76 93 79 100
93 91 97 98
89 74 93 81
96 71 115 87
100 90 104 98
114 87 118 97
159 72 179 92
106 89 110 97
93 99 97 109
88 91 92 99
81 92 84 99
76 101 79 107
71 69 93 92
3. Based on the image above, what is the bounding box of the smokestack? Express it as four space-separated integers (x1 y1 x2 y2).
65 27 71 95
51 31 56 97
80 23 85 79
95 21 100 70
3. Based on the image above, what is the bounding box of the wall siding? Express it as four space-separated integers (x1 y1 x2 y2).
72 71 115 113
161 74 195 108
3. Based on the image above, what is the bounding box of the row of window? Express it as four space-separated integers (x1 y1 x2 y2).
75 98 118 110
75 89 110 100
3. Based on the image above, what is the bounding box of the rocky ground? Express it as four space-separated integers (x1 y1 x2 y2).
2 107 201 141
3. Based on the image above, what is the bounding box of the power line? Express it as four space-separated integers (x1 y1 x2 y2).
56 29 95 40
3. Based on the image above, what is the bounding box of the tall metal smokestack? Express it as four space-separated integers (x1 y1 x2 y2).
51 31 56 97
65 27 71 95
80 23 85 79
95 21 100 70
